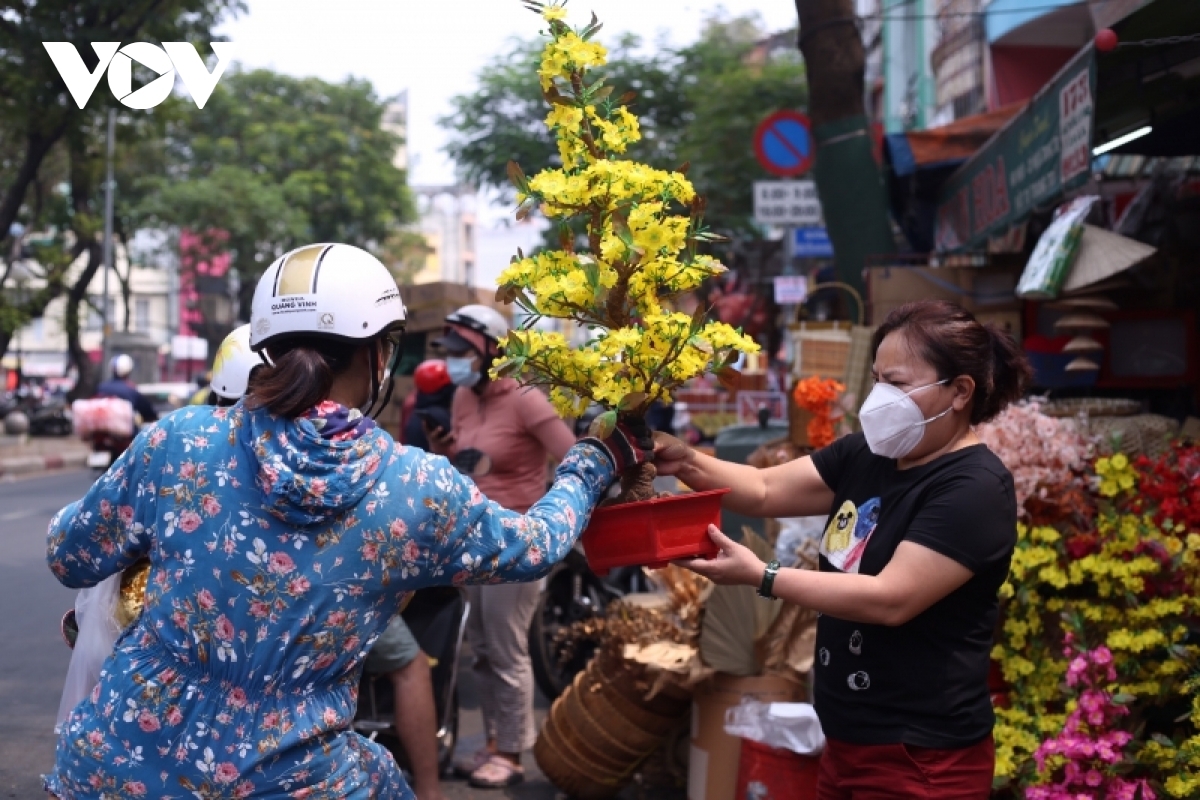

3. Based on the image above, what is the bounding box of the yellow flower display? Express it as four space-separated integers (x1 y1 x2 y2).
494 1 760 426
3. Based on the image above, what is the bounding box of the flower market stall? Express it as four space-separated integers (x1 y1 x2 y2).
978 399 1200 798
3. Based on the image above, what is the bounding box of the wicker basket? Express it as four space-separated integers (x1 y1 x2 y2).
533 722 625 800
585 659 687 736
1040 397 1140 418
1082 414 1180 458
573 673 667 756
546 696 635 775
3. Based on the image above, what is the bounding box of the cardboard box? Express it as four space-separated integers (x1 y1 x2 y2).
688 673 805 800
866 265 1021 325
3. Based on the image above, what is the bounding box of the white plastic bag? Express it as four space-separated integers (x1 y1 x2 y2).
724 699 826 755
71 397 134 438
56 574 124 731
775 516 826 568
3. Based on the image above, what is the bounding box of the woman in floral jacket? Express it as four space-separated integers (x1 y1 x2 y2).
45 244 650 800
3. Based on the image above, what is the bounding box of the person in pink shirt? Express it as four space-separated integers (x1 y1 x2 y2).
424 304 575 789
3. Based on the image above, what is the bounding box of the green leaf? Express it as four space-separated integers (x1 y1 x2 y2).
506 160 528 193
588 410 618 439
618 391 648 412
493 357 526 379
1111 692 1137 705
1151 733 1176 747
591 86 614 103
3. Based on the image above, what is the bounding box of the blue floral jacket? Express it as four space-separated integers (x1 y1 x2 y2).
45 402 614 799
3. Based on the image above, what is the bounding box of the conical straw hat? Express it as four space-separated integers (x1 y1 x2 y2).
1065 356 1101 372
1061 225 1156 293
1055 312 1110 331
1064 336 1104 352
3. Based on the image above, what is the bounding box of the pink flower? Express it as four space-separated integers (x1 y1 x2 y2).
288 577 311 596
214 615 235 642
179 510 203 534
197 589 216 610
201 494 222 517
165 706 183 726
390 519 408 539
123 781 147 796
361 542 379 561
262 711 281 729
402 540 420 562
313 652 336 670
180 462 196 480
213 762 239 785
234 781 255 799
118 505 134 526
1090 646 1113 666
309 478 327 497
150 428 167 446
322 707 339 725
137 709 160 732
248 600 271 618
326 611 348 627
87 730 104 746
316 400 340 415
100 499 113 519
228 687 248 709
268 551 296 575
343 635 360 653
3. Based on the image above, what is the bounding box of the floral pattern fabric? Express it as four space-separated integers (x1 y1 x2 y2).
45 402 614 799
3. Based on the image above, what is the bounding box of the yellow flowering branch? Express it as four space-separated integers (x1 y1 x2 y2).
493 0 761 440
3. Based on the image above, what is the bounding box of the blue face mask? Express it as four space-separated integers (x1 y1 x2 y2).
445 356 480 388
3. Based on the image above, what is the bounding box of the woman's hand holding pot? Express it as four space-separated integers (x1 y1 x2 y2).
675 525 765 586
652 431 694 477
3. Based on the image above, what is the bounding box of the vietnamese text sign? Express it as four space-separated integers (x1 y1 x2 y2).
793 228 834 258
935 48 1095 252
754 181 823 227
773 275 809 304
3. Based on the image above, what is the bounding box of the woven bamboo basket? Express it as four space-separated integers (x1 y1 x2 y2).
585 659 686 736
550 690 640 774
534 705 628 799
572 673 666 756
590 648 691 714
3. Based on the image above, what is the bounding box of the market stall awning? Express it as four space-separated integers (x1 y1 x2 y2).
885 104 1024 252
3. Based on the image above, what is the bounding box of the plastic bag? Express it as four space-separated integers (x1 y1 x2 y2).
1016 195 1099 300
56 574 124 731
724 700 826 755
774 516 825 568
71 398 134 438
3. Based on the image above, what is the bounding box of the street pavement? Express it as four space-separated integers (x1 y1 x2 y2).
0 469 628 800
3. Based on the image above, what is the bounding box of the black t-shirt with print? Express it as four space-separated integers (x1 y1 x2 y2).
809 432 1017 749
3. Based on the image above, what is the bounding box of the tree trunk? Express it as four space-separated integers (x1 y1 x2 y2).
66 243 105 401
795 0 894 296
0 119 70 255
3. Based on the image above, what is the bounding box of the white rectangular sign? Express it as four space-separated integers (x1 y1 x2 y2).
773 275 809 305
754 180 823 227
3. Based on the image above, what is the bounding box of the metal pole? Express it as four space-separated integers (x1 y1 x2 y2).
100 109 115 374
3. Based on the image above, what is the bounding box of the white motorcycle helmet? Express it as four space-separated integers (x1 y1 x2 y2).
441 304 510 353
110 353 135 379
209 324 258 404
249 243 407 417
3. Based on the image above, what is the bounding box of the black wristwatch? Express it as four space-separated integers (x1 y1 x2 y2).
757 560 781 600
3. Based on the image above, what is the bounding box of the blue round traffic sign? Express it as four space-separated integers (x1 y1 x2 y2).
754 110 814 177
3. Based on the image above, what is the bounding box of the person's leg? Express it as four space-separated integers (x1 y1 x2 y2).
817 736 993 799
363 616 445 800
454 584 496 776
467 581 542 788
389 655 446 800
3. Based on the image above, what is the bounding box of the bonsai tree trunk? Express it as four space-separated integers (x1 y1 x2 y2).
795 0 893 294
611 462 659 506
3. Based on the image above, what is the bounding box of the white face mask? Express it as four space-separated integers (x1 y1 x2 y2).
445 356 480 388
858 380 953 459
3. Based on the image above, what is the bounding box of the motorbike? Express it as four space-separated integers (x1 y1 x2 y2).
86 431 133 470
29 398 74 436
353 587 470 776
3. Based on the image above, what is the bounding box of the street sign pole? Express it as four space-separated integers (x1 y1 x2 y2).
100 109 115 375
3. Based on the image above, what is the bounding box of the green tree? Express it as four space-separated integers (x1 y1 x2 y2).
137 69 416 352
0 0 241 362
441 14 807 237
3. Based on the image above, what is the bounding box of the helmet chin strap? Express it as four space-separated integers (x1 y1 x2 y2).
363 335 402 420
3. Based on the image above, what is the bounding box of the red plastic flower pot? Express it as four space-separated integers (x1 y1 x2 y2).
582 488 730 576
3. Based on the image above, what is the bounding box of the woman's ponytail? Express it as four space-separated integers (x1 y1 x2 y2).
980 322 1033 423
246 336 359 419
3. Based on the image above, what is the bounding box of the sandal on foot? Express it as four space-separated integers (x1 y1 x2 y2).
468 755 525 789
452 748 491 778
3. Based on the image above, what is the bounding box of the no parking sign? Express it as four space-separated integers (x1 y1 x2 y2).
753 110 814 177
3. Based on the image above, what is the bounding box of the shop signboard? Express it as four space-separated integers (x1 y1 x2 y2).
793 227 834 257
934 47 1096 253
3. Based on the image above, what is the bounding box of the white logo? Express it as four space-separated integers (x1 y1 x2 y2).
42 42 233 109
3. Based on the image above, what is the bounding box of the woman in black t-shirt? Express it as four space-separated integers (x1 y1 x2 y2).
659 300 1032 799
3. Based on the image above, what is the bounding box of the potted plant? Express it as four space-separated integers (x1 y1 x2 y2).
492 0 761 573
